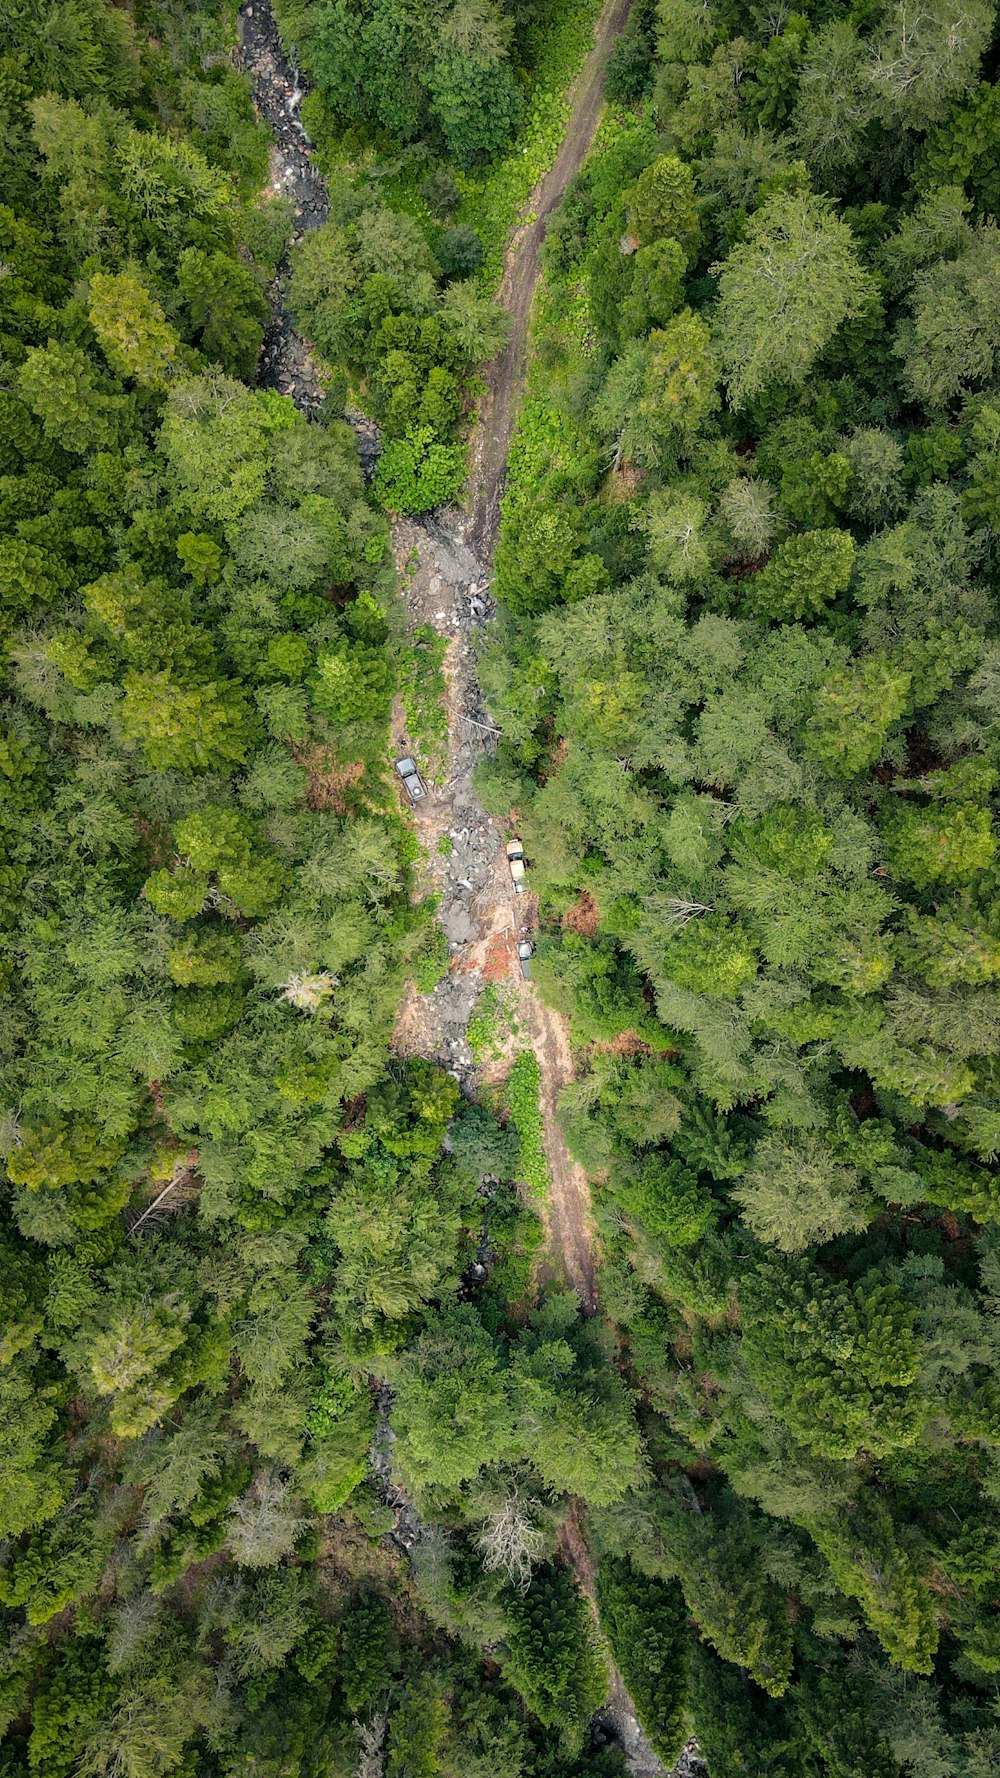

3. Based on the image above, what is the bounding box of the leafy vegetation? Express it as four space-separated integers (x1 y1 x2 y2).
468 981 524 1062
478 0 1000 1765
0 2 638 1773
399 621 449 782
8 0 1000 1771
505 1049 550 1197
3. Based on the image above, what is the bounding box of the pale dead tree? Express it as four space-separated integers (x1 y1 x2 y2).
439 0 508 57
356 1711 388 1778
106 1591 161 1673
226 1470 306 1568
476 1492 544 1592
278 970 337 1012
663 898 716 929
0 1106 20 1155
127 1148 200 1237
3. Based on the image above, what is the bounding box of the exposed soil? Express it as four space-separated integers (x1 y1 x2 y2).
563 889 601 936
530 994 599 1312
463 0 637 558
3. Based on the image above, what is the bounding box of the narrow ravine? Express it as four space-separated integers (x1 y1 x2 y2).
236 6 679 1769
236 0 610 1309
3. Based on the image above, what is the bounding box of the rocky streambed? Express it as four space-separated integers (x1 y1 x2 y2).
235 2 379 466
236 2 517 1087
233 8 681 1773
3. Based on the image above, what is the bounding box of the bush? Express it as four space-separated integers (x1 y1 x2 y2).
437 224 485 279
505 1051 549 1198
414 924 451 992
373 428 466 513
596 1556 689 1762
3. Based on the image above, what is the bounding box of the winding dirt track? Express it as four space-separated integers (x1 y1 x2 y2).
529 995 600 1313
465 0 635 557
461 0 636 1311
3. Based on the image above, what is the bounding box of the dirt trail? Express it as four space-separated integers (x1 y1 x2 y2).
236 5 680 1768
465 0 635 557
530 996 599 1312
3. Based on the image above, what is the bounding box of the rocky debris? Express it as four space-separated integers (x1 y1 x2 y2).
386 512 512 1090
673 1744 708 1778
368 1383 422 1552
593 1680 709 1778
440 902 479 946
236 2 380 473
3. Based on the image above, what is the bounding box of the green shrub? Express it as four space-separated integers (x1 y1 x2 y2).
596 1556 689 1762
502 1561 606 1738
373 428 466 513
505 1051 549 1198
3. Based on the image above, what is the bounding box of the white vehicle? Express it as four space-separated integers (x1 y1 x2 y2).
395 756 427 802
507 839 526 892
517 939 534 980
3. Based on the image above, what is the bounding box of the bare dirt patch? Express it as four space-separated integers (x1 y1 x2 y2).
483 929 518 982
604 462 647 503
593 1030 653 1056
528 992 600 1314
562 890 600 936
292 745 366 813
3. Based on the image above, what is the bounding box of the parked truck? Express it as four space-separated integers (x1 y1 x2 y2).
507 838 526 892
395 756 427 803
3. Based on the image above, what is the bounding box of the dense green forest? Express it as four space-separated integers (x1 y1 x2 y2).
4 0 1000 1773
477 0 1000 1766
0 1 632 1772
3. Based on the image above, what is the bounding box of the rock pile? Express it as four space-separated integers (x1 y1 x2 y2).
235 2 380 472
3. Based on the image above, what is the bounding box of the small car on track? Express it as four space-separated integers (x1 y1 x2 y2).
395 757 428 802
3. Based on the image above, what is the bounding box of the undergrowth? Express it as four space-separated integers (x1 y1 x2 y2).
458 0 606 286
399 623 449 781
468 983 524 1063
413 924 451 993
505 1050 549 1198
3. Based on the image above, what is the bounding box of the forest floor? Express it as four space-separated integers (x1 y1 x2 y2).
238 2 673 1768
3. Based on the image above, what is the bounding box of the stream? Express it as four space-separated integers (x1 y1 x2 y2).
236 0 510 1094
233 6 694 1772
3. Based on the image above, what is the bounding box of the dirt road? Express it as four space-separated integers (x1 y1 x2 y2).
388 0 635 1310
449 0 637 1307
464 0 635 557
529 996 600 1312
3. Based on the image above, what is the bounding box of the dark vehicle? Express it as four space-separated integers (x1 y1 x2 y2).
395 756 428 802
